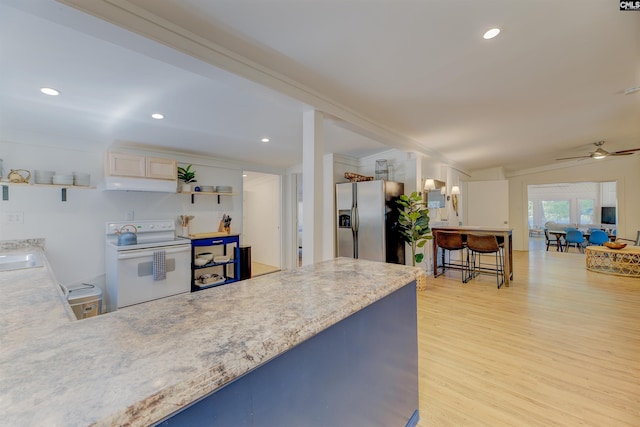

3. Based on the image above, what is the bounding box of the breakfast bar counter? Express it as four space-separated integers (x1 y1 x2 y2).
0 245 423 427
432 226 513 285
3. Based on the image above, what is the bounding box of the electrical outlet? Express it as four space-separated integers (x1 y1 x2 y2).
5 212 24 224
125 210 134 221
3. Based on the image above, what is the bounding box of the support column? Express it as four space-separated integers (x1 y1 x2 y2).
302 110 324 266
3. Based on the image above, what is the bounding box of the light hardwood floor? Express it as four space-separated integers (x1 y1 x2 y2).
417 247 640 426
251 261 279 277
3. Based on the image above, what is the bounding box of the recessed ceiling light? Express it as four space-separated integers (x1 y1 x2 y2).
483 28 501 40
40 87 60 96
151 113 164 120
243 174 247 177
261 138 270 143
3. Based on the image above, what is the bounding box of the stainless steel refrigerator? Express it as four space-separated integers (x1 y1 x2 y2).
336 180 405 264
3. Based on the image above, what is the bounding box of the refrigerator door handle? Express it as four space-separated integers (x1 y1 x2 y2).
352 205 359 258
352 206 359 232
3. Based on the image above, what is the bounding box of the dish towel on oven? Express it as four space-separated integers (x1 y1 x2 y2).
153 250 166 281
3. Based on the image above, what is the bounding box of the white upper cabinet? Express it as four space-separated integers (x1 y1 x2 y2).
146 157 177 180
106 152 176 180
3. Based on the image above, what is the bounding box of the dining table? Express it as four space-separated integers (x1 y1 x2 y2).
548 229 616 252
432 226 513 286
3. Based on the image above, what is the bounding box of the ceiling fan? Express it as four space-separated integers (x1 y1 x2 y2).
556 141 640 161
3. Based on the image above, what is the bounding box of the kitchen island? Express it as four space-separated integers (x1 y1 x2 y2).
0 242 423 427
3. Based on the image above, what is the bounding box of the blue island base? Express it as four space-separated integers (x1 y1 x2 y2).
158 282 419 427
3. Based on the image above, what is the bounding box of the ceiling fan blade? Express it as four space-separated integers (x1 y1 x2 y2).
555 142 639 161
556 155 590 160
612 148 640 154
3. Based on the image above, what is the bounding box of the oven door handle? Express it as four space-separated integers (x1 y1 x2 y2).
116 246 190 260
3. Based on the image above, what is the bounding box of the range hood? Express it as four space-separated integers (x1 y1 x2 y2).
103 176 177 193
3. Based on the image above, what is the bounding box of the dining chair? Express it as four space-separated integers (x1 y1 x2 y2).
564 229 585 253
466 234 504 288
588 230 609 246
616 230 640 246
435 231 470 283
544 228 562 252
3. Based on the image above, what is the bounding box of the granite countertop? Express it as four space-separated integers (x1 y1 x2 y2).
0 241 77 348
0 245 423 427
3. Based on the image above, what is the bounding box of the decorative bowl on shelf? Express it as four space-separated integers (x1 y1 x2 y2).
214 255 230 263
8 169 31 183
196 273 226 286
604 241 627 250
194 258 208 266
197 252 213 261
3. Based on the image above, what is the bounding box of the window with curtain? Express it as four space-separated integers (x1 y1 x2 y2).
578 199 595 225
541 200 570 224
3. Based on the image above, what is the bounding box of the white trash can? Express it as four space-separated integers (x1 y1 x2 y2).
67 286 102 319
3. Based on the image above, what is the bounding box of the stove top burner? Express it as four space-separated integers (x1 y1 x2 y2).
105 219 191 251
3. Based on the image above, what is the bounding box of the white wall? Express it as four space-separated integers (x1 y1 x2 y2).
242 173 281 268
506 156 640 250
466 180 509 227
0 141 245 288
322 153 336 261
358 149 412 188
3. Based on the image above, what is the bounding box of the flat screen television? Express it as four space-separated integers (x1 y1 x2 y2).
601 206 616 225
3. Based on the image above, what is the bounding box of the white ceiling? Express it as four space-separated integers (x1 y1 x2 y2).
1 0 639 174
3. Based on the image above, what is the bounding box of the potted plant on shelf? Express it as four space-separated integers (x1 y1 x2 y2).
177 165 197 193
397 191 432 290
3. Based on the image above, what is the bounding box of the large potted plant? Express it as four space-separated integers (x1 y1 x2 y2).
177 165 197 193
396 191 433 266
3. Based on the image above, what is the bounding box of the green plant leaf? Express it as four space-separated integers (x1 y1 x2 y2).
395 191 431 266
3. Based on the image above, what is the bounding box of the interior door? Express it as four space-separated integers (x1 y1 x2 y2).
242 172 282 271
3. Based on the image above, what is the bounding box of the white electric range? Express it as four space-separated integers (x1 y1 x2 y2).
105 220 191 312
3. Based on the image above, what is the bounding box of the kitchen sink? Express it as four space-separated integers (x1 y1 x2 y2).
0 253 44 272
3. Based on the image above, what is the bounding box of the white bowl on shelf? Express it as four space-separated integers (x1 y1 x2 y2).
197 252 213 262
52 174 74 185
214 255 230 263
194 258 208 267
34 170 54 184
73 172 90 186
